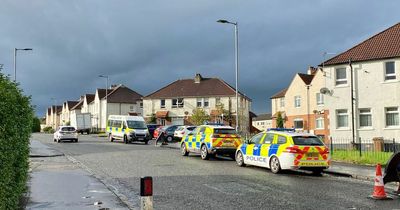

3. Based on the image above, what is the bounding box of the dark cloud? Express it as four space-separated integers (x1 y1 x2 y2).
0 0 399 116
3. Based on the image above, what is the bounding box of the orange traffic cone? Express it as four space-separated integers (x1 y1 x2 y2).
371 164 390 200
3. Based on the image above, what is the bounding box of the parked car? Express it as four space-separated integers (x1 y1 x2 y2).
235 128 330 174
174 126 196 140
147 124 161 139
106 115 151 144
162 125 182 142
53 126 78 143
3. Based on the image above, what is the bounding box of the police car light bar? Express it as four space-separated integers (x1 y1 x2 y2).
267 128 296 132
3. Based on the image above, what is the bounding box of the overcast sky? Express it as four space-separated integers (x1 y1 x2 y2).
1 0 399 117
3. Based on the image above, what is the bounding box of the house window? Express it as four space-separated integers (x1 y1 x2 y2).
336 109 349 128
385 61 396 81
216 97 221 106
359 108 372 128
160 119 166 126
316 117 324 129
139 102 143 109
293 119 303 129
204 98 209 107
294 96 301 108
172 98 184 108
335 68 347 85
280 98 285 107
197 98 202 107
316 93 324 105
160 99 165 108
385 107 399 127
130 105 134 111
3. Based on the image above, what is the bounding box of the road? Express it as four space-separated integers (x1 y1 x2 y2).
31 133 400 210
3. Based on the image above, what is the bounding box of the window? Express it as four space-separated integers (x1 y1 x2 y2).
294 96 301 108
204 98 209 107
139 102 143 109
250 133 264 144
316 117 324 129
160 99 165 108
294 119 303 129
335 68 347 85
160 119 166 126
172 98 184 108
216 97 221 106
336 109 348 128
130 105 134 111
277 135 287 144
359 108 372 128
316 93 324 105
263 133 274 144
280 98 285 107
292 136 323 146
385 61 396 80
197 98 202 107
385 107 399 127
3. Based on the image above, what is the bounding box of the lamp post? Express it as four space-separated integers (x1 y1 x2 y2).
217 19 239 132
99 75 109 131
14 48 33 82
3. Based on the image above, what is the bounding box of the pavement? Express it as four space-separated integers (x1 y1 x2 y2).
159 141 379 181
27 139 129 210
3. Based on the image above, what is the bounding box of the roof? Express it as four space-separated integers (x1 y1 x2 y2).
323 22 400 66
47 108 51 115
85 94 95 104
297 73 314 85
253 113 272 121
270 88 287 99
52 105 62 114
66 101 79 109
106 85 143 104
144 75 251 101
71 100 83 110
97 88 114 99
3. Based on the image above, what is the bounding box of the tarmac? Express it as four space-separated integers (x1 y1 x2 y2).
27 138 397 209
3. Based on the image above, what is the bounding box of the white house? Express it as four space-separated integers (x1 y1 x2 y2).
252 113 272 131
143 73 252 133
322 22 400 141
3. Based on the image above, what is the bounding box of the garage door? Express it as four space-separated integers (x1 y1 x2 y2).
171 117 184 125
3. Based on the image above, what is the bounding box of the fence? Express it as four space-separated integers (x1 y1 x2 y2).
327 137 399 165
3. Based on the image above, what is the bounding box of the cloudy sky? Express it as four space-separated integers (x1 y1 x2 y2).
1 0 399 116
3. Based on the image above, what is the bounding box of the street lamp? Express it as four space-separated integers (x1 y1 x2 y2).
14 48 33 82
99 75 109 131
217 19 239 132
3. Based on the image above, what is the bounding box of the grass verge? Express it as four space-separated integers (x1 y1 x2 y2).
331 150 393 166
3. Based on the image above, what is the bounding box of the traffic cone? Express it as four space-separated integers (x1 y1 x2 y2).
371 164 389 199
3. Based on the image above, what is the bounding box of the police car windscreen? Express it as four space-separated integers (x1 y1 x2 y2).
127 121 147 129
187 127 196 131
292 136 324 146
214 129 236 134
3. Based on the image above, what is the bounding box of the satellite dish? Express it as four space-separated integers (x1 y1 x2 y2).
320 87 331 95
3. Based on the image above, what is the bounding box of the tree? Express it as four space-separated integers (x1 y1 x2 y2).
32 116 41 132
276 112 284 128
191 108 210 125
0 71 33 209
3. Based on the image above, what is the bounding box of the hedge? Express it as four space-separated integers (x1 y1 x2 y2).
0 72 33 209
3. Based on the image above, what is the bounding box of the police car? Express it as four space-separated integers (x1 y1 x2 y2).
235 129 330 174
180 125 242 160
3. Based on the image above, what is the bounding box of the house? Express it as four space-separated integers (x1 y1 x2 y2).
270 67 330 140
69 97 84 127
90 84 143 131
60 100 79 125
252 113 273 131
322 22 400 141
143 73 252 133
80 94 96 129
47 105 62 129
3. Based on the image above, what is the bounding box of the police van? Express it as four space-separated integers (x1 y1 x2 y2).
106 115 151 144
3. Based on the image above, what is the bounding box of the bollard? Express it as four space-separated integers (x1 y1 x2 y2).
140 176 153 210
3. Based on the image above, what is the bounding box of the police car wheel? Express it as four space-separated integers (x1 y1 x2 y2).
109 134 114 142
270 156 281 174
236 151 245 167
200 145 210 160
181 143 189 156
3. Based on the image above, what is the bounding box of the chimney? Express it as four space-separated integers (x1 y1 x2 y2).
111 84 119 89
307 66 317 75
194 73 203 83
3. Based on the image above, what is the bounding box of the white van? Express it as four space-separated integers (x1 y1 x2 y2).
106 115 151 144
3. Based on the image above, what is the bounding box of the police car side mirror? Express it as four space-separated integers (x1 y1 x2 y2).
245 139 253 144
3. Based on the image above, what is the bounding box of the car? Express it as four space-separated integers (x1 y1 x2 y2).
53 126 78 143
180 125 242 160
147 124 161 139
106 115 151 144
235 128 330 175
162 125 182 142
174 126 196 140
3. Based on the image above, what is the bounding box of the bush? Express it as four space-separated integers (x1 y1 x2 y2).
42 126 54 133
0 73 33 209
32 117 41 133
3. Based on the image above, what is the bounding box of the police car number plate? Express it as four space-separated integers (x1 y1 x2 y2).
306 153 319 158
